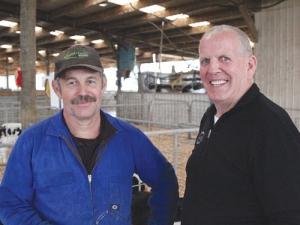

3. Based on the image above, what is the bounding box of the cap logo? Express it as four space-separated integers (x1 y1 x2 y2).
64 50 89 59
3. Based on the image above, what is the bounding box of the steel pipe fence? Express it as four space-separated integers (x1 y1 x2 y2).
0 94 60 125
1 92 300 131
144 128 199 197
0 92 211 127
0 102 20 123
107 92 211 129
0 127 199 198
1 92 300 195
0 102 60 125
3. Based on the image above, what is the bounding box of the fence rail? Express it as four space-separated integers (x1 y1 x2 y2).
0 127 198 197
1 91 300 196
144 128 199 196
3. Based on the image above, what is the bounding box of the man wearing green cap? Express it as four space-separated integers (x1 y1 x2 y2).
0 45 179 225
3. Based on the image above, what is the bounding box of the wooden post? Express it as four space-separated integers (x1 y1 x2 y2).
20 0 37 128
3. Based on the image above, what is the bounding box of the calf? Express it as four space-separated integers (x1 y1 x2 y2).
0 123 22 164
0 123 22 144
131 175 183 224
131 176 151 225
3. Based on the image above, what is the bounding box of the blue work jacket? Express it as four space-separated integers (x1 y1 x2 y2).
0 110 179 225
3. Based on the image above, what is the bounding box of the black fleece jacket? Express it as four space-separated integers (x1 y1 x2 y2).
182 83 300 225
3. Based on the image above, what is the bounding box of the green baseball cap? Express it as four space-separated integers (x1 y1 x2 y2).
54 45 104 79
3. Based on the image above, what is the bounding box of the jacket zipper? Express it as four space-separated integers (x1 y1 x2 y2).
61 131 117 220
61 135 95 215
88 174 92 190
207 129 211 138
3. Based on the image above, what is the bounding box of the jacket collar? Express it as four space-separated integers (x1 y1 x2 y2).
46 110 118 141
207 83 260 118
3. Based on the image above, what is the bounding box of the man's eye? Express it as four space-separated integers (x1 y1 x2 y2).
68 81 76 85
221 56 230 61
88 80 96 84
201 59 209 65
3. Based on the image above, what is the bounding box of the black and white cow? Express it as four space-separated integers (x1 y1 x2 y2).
131 175 151 225
0 123 22 144
0 123 22 164
131 175 183 225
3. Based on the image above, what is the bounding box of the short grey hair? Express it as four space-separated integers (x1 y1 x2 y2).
200 25 253 57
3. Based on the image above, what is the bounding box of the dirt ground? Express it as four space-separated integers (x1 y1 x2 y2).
0 147 12 181
147 133 195 196
134 123 197 196
0 165 5 180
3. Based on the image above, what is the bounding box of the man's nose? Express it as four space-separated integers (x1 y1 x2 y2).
207 59 221 74
77 83 88 95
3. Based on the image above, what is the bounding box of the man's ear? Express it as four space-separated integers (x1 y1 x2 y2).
101 75 107 94
52 80 62 98
247 55 257 79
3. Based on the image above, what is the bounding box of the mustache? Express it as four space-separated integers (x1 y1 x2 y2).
70 95 97 104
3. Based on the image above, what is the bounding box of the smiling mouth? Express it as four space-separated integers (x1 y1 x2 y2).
210 80 228 86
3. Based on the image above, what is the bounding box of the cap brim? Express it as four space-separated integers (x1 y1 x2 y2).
55 64 103 79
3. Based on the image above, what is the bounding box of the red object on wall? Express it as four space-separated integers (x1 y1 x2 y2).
16 69 22 87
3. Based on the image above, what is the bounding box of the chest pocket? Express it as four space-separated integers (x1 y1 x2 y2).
99 176 133 224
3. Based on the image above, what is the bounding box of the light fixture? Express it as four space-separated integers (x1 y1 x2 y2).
0 44 12 49
107 0 138 5
99 2 108 7
38 50 46 56
35 26 42 31
50 30 64 36
15 30 21 34
69 35 85 40
166 14 189 21
189 21 210 27
139 5 165 13
53 53 59 57
0 20 17 27
91 39 104 44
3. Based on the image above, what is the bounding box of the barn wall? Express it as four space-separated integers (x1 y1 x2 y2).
255 0 300 127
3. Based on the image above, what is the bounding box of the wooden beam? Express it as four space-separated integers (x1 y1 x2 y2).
49 0 104 19
0 25 20 37
238 2 258 42
76 0 171 25
98 8 242 33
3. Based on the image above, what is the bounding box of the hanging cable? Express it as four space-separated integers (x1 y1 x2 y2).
159 21 164 74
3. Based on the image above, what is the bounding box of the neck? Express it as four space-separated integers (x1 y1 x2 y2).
64 114 101 139
214 102 235 118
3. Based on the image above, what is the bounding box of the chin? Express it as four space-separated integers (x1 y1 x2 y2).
209 95 226 103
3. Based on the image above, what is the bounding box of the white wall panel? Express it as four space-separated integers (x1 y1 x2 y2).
255 0 300 124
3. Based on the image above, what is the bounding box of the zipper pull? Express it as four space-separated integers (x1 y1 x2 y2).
88 174 93 192
207 129 211 138
88 174 92 184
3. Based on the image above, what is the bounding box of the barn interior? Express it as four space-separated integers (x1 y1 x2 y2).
0 1 299 224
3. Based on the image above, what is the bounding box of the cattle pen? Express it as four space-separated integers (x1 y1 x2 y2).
2 90 300 225
0 91 211 197
1 90 300 196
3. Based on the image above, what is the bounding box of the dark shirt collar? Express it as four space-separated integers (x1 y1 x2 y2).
207 83 260 120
